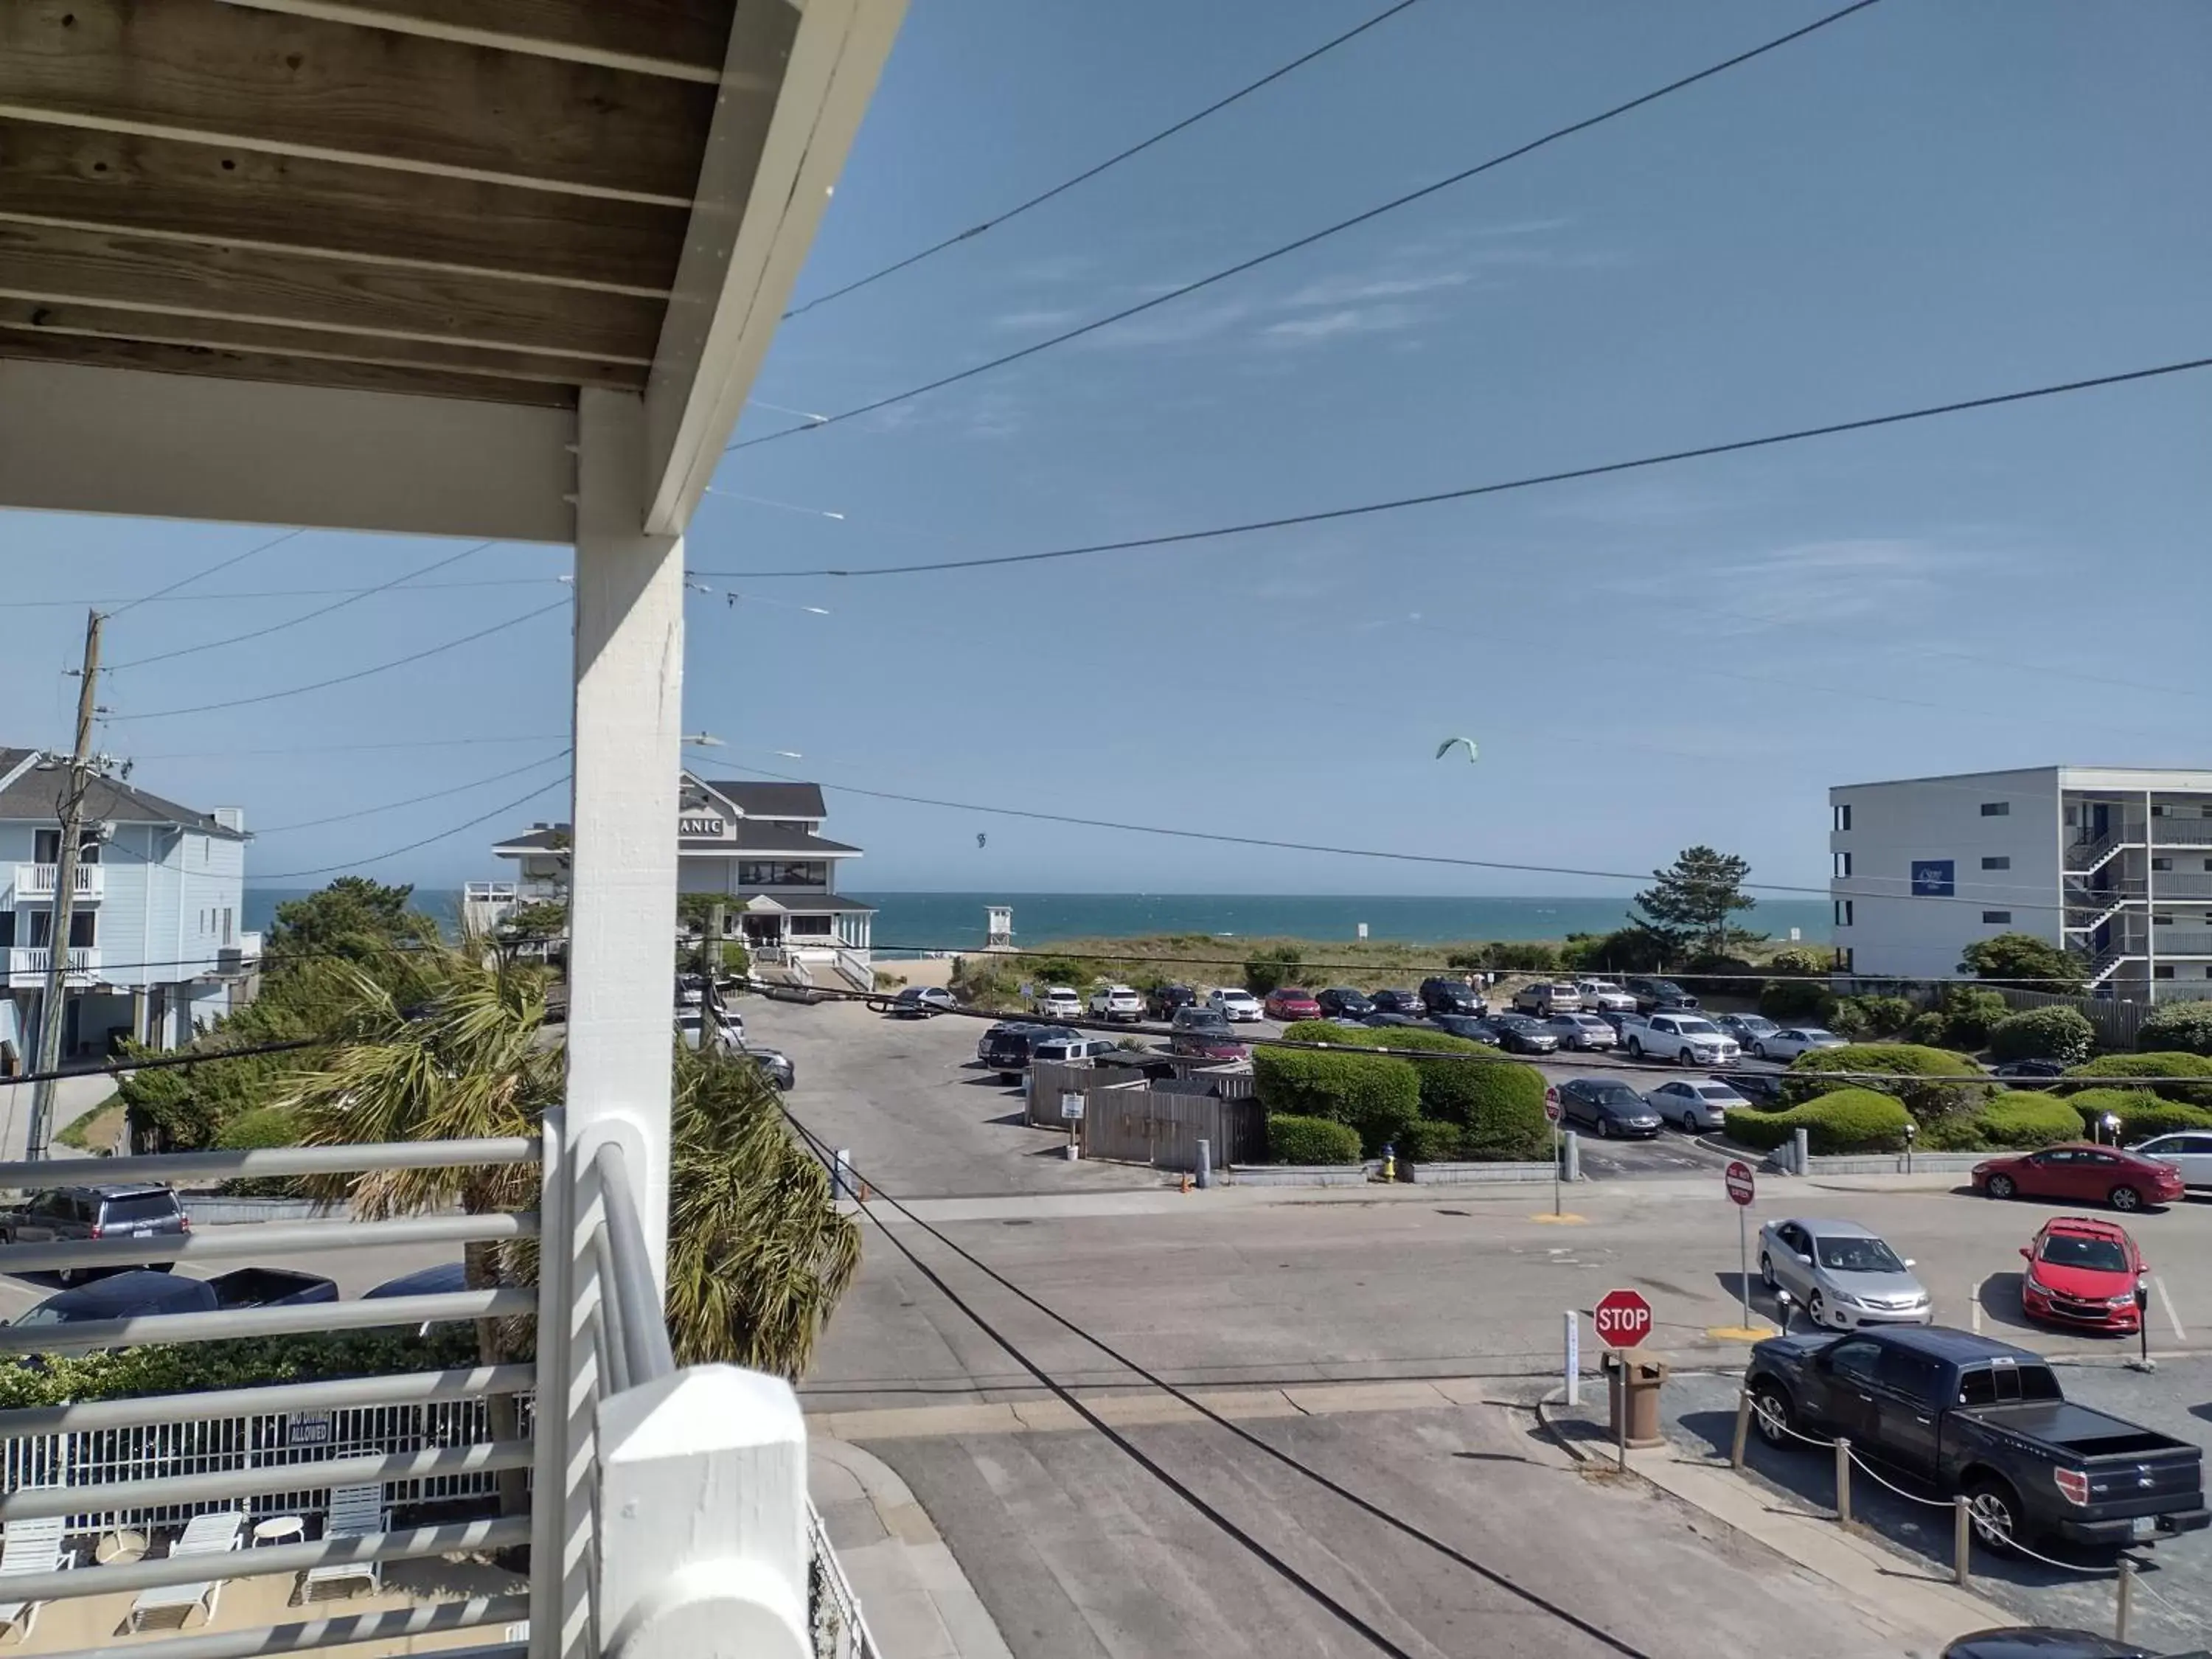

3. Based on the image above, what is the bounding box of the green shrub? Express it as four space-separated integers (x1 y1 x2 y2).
1909 1011 1952 1046
1936 985 2009 1048
1759 978 1834 1023
1282 1024 1548 1158
1397 1119 1466 1164
1242 945 1305 995
0 1326 480 1411
1253 1047 1420 1155
1722 1089 1911 1154
1826 998 1871 1040
1264 1114 1363 1165
1966 1092 2087 1150
1451 941 1558 972
214 1104 305 1197
1855 996 1917 1038
1553 928 1666 974
2062 1052 2212 1110
2061 1088 2212 1143
1988 1006 2096 1065
1782 1044 1990 1118
2138 1001 2212 1057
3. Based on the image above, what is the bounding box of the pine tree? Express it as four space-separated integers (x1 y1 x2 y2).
1632 846 1757 960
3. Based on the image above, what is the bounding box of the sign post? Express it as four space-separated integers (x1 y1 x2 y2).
1725 1159 1757 1331
1544 1086 1563 1217
1060 1091 1085 1161
1593 1288 1653 1351
1563 1309 1580 1408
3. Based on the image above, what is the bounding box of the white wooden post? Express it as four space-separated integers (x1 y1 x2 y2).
597 1368 811 1659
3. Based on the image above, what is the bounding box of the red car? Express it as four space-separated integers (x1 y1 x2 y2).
1970 1142 2184 1213
1262 987 1322 1022
2019 1217 2146 1333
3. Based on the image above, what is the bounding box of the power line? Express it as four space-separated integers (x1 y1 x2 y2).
254 749 572 835
779 0 1431 320
103 528 308 620
728 0 1883 453
251 775 569 880
107 542 499 671
0 1034 332 1091
132 734 571 761
0 579 564 611
703 354 2212 579
776 1105 1655 1659
105 599 571 723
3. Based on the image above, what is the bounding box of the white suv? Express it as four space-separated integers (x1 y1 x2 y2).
1620 1012 1740 1067
1577 979 1638 1014
1208 988 1263 1023
1088 984 1144 1022
1033 986 1084 1021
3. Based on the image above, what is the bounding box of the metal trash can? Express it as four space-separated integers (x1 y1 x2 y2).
1601 1349 1668 1449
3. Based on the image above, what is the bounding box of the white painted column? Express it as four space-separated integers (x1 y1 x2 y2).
569 387 682 1287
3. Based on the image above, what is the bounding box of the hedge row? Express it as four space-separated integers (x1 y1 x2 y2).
1265 1022 1548 1159
2061 1052 2212 1110
1919 1091 2084 1151
1722 1089 1912 1154
1781 1044 1991 1116
1264 1114 1363 1164
1252 1047 1419 1154
1987 1006 2096 1065
0 1326 480 1411
2060 1088 2212 1144
2138 1001 2212 1056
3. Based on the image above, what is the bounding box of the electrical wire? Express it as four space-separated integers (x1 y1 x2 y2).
0 1034 332 1091
776 1104 1656 1659
105 599 571 723
0 580 565 611
254 749 573 835
728 0 1883 453
250 775 570 881
779 0 1431 320
705 354 2212 577
106 542 499 671
131 734 571 761
102 529 308 620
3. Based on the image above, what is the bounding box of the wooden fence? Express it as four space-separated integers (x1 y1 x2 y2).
1993 987 2147 1050
1026 1060 1264 1169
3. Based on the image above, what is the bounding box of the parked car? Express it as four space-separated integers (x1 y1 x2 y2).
1556 1078 1661 1139
1576 979 1639 1015
981 1023 1078 1082
1208 988 1264 1023
1745 1325 2207 1549
1716 1014 1780 1049
1624 976 1699 1012
1169 1006 1248 1062
886 986 958 1018
1942 1632 2156 1659
204 1267 341 1310
1088 984 1145 1023
1757 1218 1932 1329
1645 1077 1748 1133
1510 981 1584 1017
1367 989 1426 1019
1262 987 1323 1022
1315 988 1376 1020
1029 1035 1121 1068
1486 1014 1559 1055
6 1266 336 1338
742 1043 796 1090
365 1263 468 1299
1419 978 1486 1016
0 1185 188 1282
1592 1009 1635 1038
1755 1026 1846 1062
1992 1058 2067 1083
675 1006 740 1055
1972 1144 2185 1213
2129 1129 2212 1191
1033 986 1085 1021
2019 1217 2146 1335
1147 983 1199 1020
1618 1012 1739 1067
1427 1014 1502 1046
1543 1012 1617 1051
1360 1011 1425 1029
1717 1069 1790 1106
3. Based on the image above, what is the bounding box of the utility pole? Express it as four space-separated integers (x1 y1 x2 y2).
27 611 103 1161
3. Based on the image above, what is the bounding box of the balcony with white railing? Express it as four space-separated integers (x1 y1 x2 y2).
0 1128 873 1659
2149 817 2212 846
6 947 100 989
9 865 104 903
2153 932 2212 957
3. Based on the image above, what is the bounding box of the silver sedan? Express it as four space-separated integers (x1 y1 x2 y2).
1757 1217 1933 1329
1543 1012 1618 1051
1644 1078 1747 1133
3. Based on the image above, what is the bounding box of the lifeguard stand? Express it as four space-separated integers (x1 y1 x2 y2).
986 905 1015 952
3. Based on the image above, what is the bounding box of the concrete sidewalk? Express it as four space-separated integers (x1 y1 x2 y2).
811 1438 1013 1659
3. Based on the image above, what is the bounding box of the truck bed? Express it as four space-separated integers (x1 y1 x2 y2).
206 1267 339 1309
1972 1399 2194 1461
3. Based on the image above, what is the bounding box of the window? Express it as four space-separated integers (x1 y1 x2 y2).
1983 911 2012 925
2154 914 2174 926
32 829 58 864
1877 1349 1945 1402
2153 858 2174 872
1833 852 1852 877
2155 966 2176 980
67 912 94 947
1980 801 2010 817
27 911 48 947
1840 947 1855 973
0 913 12 947
788 916 833 937
2152 803 2169 817
1826 1339 1885 1384
1832 804 1852 832
1981 856 2011 871
221 908 233 945
1834 900 1854 928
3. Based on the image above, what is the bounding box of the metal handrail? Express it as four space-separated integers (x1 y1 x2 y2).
807 1498 880 1659
0 1285 536 1357
36 1595 531 1659
0 1363 538 1438
0 1210 538 1275
593 1141 673 1386
0 1441 537 1523
0 1135 538 1189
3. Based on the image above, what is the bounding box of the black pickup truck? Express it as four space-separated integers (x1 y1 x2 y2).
1747 1325 2207 1550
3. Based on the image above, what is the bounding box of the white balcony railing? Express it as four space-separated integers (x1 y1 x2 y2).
6 945 100 987
10 863 104 901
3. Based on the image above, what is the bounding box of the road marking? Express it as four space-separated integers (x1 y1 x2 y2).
2154 1276 2187 1342
1967 1276 1983 1335
1705 1324 1775 1343
1529 1213 1587 1225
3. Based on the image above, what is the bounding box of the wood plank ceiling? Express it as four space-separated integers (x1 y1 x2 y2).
0 0 785 409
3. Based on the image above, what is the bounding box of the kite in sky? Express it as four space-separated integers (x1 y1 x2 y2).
1433 737 1479 763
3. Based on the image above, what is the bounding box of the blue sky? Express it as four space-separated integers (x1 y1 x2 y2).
4 0 2207 899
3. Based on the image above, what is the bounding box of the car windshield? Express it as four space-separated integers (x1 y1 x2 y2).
1815 1236 1905 1273
100 1193 179 1224
1589 1085 1643 1107
1693 1085 1739 1102
2039 1234 2130 1273
1798 1029 1836 1041
1673 1019 1720 1035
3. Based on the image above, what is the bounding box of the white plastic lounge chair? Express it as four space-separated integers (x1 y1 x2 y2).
0 1511 71 1644
128 1509 241 1632
299 1484 385 1602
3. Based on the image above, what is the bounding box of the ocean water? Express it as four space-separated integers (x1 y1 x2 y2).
246 888 1831 955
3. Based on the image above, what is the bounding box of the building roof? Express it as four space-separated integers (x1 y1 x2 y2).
735 892 877 914
698 781 828 820
496 817 858 857
0 748 243 837
1832 765 2212 793
492 824 571 855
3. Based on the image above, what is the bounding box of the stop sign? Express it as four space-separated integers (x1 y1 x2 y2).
1593 1289 1653 1350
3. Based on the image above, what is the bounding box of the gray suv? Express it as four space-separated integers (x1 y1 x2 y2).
1 1185 188 1282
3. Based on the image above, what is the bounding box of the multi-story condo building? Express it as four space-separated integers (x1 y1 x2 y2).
1829 766 2212 1002
0 747 255 1065
470 773 876 992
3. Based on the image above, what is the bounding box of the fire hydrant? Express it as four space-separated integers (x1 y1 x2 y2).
1378 1141 1397 1182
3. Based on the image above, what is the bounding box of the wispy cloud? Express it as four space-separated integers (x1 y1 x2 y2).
990 307 1084 332
1264 303 1422 344
1620 538 1975 629
1281 270 1474 308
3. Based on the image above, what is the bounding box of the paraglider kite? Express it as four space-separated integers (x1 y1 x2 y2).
976 832 987 849
1433 737 1479 763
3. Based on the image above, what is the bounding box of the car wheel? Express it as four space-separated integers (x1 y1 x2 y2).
1627 1039 1643 1057
1806 1290 1829 1328
1753 1042 1770 1060
1966 1479 2024 1551
1759 1252 1778 1290
1750 1383 1796 1449
1683 1112 1703 1135
58 1264 77 1287
1984 1172 2017 1200
2109 1184 2143 1212
1597 1116 1615 1139
1678 1048 1697 1067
